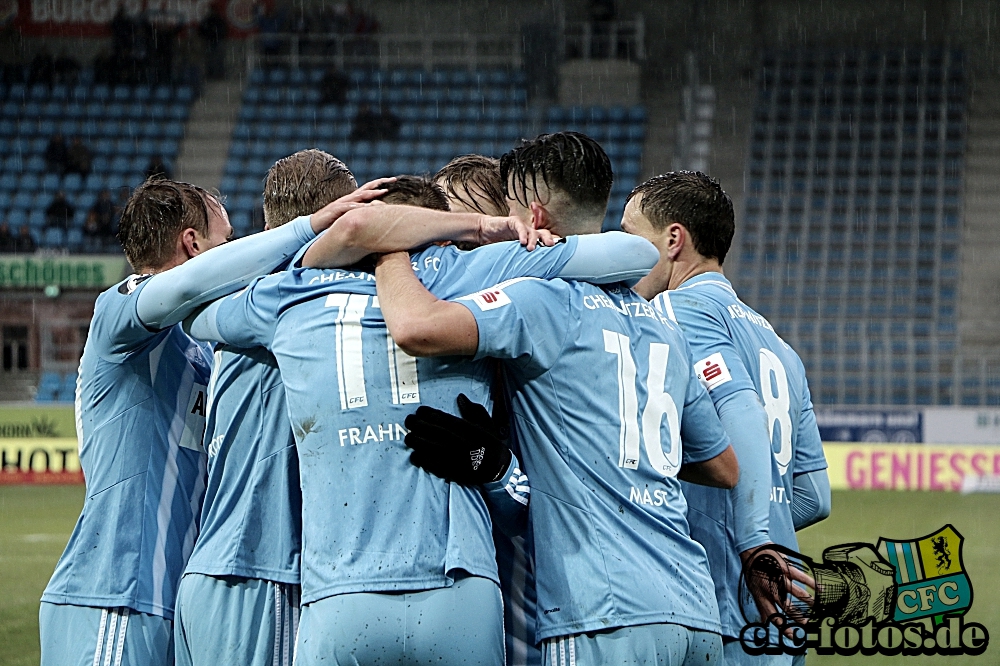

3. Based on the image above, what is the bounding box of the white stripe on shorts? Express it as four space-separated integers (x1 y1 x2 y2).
114 610 130 666
102 609 119 666
273 586 283 666
283 585 291 666
93 609 109 666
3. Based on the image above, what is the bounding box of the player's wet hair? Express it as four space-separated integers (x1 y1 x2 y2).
627 171 735 264
500 131 613 219
380 175 450 211
118 177 221 271
263 149 357 228
434 155 507 216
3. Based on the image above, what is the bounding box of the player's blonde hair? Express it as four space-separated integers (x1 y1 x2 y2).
263 149 357 228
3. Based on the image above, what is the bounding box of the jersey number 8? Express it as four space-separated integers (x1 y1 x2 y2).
759 348 792 476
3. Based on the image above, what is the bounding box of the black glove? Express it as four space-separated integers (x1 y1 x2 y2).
404 393 513 486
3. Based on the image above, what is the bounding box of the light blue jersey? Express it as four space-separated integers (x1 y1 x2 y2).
183 346 300 583
651 273 827 638
189 238 590 606
459 278 730 642
43 275 212 619
482 446 539 666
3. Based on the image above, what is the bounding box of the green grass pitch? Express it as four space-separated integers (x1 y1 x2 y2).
1 486 997 665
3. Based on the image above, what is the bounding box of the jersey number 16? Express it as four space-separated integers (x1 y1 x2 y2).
604 330 682 478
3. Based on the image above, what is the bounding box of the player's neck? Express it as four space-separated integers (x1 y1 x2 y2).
668 257 724 291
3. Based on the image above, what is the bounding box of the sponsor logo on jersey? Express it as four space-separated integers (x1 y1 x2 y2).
463 287 511 311
695 352 733 391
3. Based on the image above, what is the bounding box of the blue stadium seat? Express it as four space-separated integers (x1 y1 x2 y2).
25 155 45 172
36 371 62 403
67 228 83 248
163 122 184 139
153 86 172 102
43 227 65 247
41 173 60 192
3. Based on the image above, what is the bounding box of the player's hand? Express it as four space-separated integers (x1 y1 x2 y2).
308 201 367 234
741 544 816 635
404 393 512 486
477 216 560 251
334 177 396 205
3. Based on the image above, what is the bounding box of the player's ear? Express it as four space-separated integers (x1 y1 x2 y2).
180 227 201 258
528 201 550 229
665 222 686 260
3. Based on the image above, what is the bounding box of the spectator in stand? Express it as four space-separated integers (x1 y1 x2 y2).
88 190 116 234
84 193 117 251
45 192 75 231
66 136 93 177
145 155 171 180
15 225 37 253
29 49 55 85
149 12 182 85
199 5 229 80
257 4 286 57
110 6 134 56
54 52 81 84
0 222 15 253
93 49 115 84
350 105 400 141
320 67 349 105
45 133 69 175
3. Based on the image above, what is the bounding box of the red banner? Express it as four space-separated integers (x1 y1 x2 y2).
0 470 84 484
8 0 262 37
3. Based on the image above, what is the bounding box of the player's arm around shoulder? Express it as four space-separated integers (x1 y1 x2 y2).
375 251 479 357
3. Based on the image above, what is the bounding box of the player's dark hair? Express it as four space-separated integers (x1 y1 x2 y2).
263 149 357 227
434 155 507 216
627 171 735 264
500 132 613 216
380 175 450 211
118 178 220 271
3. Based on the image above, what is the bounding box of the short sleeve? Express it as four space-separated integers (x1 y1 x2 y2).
678 340 732 465
455 277 573 375
89 276 161 360
667 291 756 404
208 273 284 349
793 370 828 475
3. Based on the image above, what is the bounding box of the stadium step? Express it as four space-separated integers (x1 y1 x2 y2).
958 79 1000 352
0 371 40 402
175 80 245 191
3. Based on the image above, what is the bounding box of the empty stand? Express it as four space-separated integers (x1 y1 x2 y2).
738 48 965 405
0 69 197 252
222 67 646 235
